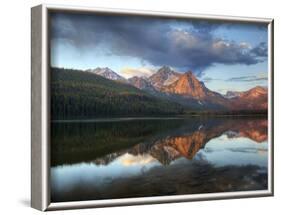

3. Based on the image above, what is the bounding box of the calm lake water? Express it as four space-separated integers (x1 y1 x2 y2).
50 117 268 202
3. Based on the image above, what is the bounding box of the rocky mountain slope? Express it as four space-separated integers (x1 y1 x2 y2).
128 76 156 93
86 66 268 112
148 66 181 90
228 86 268 110
86 67 126 81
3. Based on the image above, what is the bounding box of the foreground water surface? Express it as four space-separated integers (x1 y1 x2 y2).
50 117 268 202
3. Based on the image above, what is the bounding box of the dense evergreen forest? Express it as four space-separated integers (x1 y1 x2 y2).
51 68 186 119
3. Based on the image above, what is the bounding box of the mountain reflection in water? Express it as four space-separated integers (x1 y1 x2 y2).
51 117 268 202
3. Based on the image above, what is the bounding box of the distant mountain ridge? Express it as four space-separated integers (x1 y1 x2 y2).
228 86 268 110
77 66 268 112
86 67 126 82
224 91 243 99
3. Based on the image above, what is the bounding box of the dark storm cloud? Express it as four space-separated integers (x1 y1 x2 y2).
189 20 220 34
250 42 268 57
50 12 268 74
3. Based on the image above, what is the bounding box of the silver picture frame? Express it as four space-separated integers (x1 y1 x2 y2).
31 4 274 211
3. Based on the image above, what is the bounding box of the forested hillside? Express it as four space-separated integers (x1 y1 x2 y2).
51 68 185 119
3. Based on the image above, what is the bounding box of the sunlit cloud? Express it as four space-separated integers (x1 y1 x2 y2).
239 42 252 49
120 67 156 78
118 153 157 166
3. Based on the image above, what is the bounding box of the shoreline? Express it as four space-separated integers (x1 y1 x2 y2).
51 114 268 123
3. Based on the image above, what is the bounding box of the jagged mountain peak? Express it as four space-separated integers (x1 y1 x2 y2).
225 86 267 99
182 71 198 80
158 65 173 72
248 86 267 93
163 71 209 99
152 66 176 77
86 67 126 81
185 70 194 76
240 86 267 99
148 66 181 89
88 67 111 73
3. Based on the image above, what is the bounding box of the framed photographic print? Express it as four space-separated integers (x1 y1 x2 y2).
31 4 274 211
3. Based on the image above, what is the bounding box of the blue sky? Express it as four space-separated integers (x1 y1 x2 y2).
50 12 268 93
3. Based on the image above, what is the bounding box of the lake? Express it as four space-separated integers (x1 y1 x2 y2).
50 117 268 202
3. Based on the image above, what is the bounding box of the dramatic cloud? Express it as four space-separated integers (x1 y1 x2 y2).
50 12 268 75
120 67 156 78
250 42 268 57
